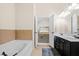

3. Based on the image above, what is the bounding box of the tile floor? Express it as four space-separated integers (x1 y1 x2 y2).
32 45 50 56
32 45 60 56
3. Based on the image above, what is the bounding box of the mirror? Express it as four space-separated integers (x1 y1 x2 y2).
71 9 79 34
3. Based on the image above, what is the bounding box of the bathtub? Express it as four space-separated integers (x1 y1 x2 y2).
0 40 33 56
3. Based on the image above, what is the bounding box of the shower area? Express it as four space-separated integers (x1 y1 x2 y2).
37 17 49 44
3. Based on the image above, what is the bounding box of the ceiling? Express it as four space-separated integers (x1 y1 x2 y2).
35 3 71 17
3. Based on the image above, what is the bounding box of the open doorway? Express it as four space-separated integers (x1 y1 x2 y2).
37 17 49 44
34 16 49 47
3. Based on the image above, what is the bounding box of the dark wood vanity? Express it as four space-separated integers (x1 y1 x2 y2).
54 35 79 56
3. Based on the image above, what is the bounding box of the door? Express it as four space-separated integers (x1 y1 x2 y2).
49 14 54 47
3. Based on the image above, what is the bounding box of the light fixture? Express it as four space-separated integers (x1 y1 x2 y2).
68 3 77 11
58 3 77 17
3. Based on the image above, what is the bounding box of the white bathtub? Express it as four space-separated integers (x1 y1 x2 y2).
0 40 33 56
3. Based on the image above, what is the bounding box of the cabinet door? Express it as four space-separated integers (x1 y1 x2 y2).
71 42 79 56
65 40 71 56
54 36 61 52
54 36 57 48
59 38 65 55
49 15 54 47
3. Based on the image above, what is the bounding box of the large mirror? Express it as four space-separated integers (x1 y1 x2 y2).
71 9 79 34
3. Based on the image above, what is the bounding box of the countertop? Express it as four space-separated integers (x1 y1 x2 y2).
54 34 79 42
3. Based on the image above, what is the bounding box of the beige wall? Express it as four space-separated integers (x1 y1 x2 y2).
15 3 33 40
35 3 70 17
0 3 15 29
0 3 33 30
15 3 33 30
0 3 72 44
0 3 33 44
0 4 15 44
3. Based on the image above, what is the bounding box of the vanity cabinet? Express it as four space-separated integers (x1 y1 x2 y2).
54 36 60 52
54 36 65 55
64 40 71 56
54 36 79 56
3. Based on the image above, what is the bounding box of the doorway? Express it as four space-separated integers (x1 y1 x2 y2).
35 16 49 46
34 15 54 47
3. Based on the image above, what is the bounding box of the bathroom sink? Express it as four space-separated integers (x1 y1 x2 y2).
73 35 79 39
